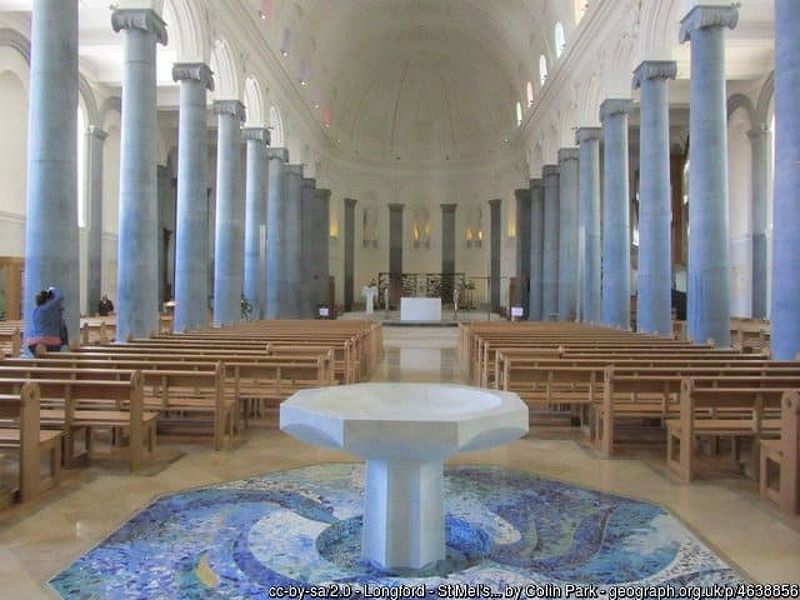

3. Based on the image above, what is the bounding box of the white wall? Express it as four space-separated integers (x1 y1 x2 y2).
0 66 28 258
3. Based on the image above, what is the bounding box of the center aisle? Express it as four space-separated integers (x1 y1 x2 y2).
369 326 463 383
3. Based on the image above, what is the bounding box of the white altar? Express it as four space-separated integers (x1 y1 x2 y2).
280 383 528 571
400 297 441 321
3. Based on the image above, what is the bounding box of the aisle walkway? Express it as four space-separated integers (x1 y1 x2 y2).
370 326 461 383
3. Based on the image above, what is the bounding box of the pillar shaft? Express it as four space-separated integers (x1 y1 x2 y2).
212 100 246 327
576 128 602 324
87 126 108 317
344 198 357 311
749 126 770 319
515 189 532 317
243 127 269 320
600 99 633 330
557 149 579 321
635 61 677 336
529 179 544 321
771 0 800 359
24 0 80 345
489 199 502 312
680 6 738 346
283 164 304 318
112 9 167 341
301 178 317 318
316 189 332 308
441 203 457 304
173 64 213 332
542 166 560 319
265 148 288 319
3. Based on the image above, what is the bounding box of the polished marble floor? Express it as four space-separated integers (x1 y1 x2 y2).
1 327 799 598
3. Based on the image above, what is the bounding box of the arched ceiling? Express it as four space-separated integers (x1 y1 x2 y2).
267 0 560 168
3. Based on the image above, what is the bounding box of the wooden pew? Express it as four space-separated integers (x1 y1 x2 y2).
759 390 800 515
0 373 154 470
666 378 790 482
0 383 62 505
0 361 233 451
597 368 800 457
0 325 22 357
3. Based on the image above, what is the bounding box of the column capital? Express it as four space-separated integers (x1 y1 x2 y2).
266 147 289 162
600 98 634 122
530 178 544 190
213 99 246 122
488 198 502 209
679 5 739 44
111 8 168 46
388 203 405 212
440 203 457 212
514 188 531 200
557 148 579 163
542 164 560 178
302 177 316 189
172 62 214 91
88 125 109 141
575 127 602 144
344 197 358 208
315 188 332 201
633 60 677 89
242 127 270 145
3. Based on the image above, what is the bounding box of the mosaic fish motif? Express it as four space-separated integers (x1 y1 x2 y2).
50 464 747 599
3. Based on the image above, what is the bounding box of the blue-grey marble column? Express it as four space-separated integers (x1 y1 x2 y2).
489 199 502 311
600 99 633 330
283 164 304 318
771 0 800 359
212 100 246 327
389 203 404 276
24 0 80 345
243 127 269 320
576 127 602 324
680 5 738 346
557 149 579 321
634 61 677 336
441 203 457 304
542 165 560 319
265 148 288 319
173 63 213 333
301 177 317 318
344 198 357 311
514 188 532 316
316 189 332 308
529 178 545 321
749 125 770 320
87 125 108 317
112 9 168 341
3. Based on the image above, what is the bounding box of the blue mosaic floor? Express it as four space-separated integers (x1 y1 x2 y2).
50 464 747 599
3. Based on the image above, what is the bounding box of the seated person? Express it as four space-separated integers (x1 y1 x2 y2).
26 286 66 355
97 293 114 316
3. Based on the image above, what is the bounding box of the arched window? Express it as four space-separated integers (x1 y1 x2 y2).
77 104 87 228
554 22 566 58
539 55 548 86
526 81 534 107
515 101 523 127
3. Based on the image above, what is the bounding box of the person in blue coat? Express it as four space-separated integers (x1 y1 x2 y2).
26 286 67 355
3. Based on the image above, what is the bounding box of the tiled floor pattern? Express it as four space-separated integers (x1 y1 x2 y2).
0 327 797 599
